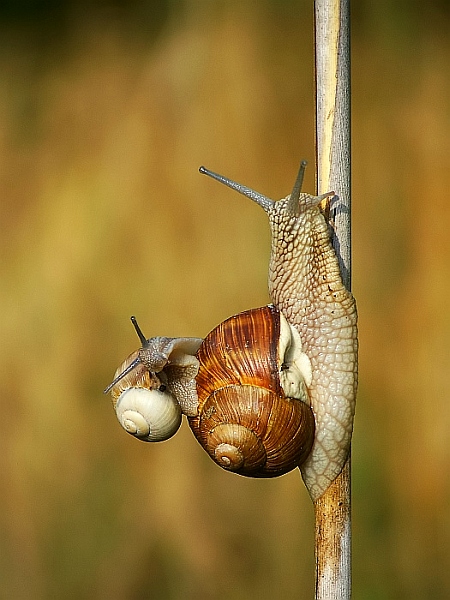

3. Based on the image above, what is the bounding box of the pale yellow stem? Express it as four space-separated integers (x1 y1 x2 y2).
314 0 352 599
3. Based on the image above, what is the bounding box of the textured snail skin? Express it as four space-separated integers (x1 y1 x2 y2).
265 193 357 500
137 337 203 417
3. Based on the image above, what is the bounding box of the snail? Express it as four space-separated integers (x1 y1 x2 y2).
198 162 358 499
105 316 202 440
105 161 357 499
191 304 315 477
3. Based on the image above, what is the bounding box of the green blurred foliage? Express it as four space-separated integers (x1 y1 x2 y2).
1 1 450 598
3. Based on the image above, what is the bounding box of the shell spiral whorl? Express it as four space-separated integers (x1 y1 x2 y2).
110 351 182 442
189 305 315 477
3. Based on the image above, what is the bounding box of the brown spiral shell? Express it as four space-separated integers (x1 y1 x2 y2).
189 305 315 477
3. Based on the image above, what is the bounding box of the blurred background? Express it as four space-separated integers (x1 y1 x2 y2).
1 0 449 598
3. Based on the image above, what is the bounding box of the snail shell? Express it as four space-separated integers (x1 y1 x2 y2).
110 351 182 442
189 305 315 477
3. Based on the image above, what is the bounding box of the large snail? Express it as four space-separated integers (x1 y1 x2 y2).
105 162 357 500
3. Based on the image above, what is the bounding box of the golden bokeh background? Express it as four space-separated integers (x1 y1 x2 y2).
1 1 449 598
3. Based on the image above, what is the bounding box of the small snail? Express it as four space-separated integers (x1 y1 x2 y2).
105 316 202 441
105 161 357 499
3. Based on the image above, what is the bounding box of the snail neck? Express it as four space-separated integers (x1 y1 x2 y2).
267 200 340 321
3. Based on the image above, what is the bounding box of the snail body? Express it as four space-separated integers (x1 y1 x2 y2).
265 185 357 498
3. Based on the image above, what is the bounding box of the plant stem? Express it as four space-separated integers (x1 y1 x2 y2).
314 1 352 598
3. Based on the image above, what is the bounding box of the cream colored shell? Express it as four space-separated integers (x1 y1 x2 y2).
115 386 182 442
109 351 182 442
